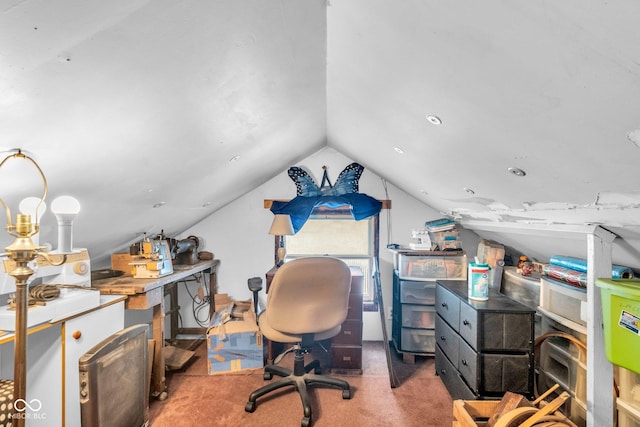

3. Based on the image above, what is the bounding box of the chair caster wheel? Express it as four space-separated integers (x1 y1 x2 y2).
245 401 256 413
314 367 322 374
342 389 352 399
263 371 273 380
301 416 311 427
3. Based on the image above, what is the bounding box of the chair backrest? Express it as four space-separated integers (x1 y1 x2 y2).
264 257 352 335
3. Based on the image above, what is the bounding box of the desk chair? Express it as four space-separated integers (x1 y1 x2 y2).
245 257 353 427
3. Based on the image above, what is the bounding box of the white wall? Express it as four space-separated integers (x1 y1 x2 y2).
175 146 479 340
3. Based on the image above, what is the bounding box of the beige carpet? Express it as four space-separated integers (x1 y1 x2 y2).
149 341 454 427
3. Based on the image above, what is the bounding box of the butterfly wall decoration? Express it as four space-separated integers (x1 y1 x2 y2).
270 162 382 233
288 162 364 197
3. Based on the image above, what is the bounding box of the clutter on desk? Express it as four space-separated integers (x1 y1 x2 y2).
112 231 211 278
128 232 174 278
0 248 101 330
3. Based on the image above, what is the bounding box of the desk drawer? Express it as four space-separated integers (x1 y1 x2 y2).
458 338 479 392
332 320 362 346
331 346 362 371
436 315 459 365
346 293 363 321
435 348 475 400
436 284 460 330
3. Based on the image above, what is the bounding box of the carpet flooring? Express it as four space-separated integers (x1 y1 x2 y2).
148 341 454 427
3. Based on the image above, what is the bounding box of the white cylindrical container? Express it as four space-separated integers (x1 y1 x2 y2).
468 262 490 301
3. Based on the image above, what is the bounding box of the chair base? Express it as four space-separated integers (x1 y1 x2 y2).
245 349 352 427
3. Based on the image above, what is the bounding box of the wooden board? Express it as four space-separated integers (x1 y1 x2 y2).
164 345 195 371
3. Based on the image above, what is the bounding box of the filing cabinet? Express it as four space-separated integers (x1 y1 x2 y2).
330 268 364 374
435 280 535 399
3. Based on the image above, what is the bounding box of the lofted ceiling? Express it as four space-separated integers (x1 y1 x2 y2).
1 0 640 269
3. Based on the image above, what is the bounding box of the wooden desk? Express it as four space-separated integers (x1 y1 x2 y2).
92 259 220 400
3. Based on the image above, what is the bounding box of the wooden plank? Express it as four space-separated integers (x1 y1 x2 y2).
164 345 195 371
264 199 391 209
487 392 532 427
126 287 163 310
374 259 399 388
453 400 501 427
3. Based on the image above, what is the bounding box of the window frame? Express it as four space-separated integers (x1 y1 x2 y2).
283 206 380 310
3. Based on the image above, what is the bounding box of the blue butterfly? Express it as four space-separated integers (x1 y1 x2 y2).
288 163 364 197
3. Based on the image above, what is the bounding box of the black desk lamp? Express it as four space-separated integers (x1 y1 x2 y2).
247 277 263 321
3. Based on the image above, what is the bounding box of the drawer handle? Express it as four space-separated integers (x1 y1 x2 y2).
461 359 467 366
462 319 469 326
439 336 446 341
441 302 448 308
439 368 446 375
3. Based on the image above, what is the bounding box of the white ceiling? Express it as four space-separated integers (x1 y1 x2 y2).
2 0 640 269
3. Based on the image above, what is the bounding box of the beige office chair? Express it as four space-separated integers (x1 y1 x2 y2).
245 257 353 427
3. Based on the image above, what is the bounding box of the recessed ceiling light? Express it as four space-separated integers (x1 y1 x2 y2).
229 155 240 162
508 167 526 177
426 115 442 125
393 146 405 154
152 201 165 208
420 189 428 196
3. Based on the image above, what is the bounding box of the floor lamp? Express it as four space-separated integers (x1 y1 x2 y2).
0 150 60 426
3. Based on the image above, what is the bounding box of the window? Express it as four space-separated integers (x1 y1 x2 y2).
284 207 379 307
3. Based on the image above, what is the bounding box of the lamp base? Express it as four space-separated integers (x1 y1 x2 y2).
276 247 287 267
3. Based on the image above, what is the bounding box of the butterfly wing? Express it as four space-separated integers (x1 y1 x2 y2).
288 166 321 197
323 162 364 196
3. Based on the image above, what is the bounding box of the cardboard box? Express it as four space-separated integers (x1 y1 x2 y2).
207 309 263 374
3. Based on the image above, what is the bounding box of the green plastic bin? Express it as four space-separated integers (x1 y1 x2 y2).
596 278 640 374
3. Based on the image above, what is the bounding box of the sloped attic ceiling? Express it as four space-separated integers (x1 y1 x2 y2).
2 0 640 269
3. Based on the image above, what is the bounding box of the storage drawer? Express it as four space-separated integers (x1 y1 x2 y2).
435 348 475 400
402 304 436 328
330 346 362 371
540 339 586 404
346 293 363 321
459 304 534 352
436 284 460 330
436 315 459 364
540 276 587 326
501 266 541 312
458 338 479 393
400 280 436 305
400 327 435 353
481 353 533 396
395 251 467 281
332 319 362 346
